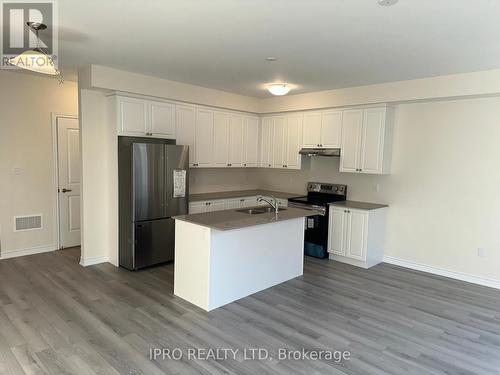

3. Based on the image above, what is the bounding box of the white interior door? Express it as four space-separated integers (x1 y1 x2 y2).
57 117 81 248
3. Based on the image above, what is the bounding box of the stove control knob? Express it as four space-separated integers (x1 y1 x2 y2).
333 186 338 191
339 187 344 191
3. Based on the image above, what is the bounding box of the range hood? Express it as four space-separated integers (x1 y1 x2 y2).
299 148 341 157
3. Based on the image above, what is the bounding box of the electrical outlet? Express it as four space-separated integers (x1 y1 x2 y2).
372 184 380 193
477 248 486 257
9 167 21 176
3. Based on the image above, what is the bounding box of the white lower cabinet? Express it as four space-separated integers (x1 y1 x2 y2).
327 206 386 268
189 196 285 213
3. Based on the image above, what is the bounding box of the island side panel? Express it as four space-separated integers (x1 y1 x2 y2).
174 220 211 310
208 218 305 311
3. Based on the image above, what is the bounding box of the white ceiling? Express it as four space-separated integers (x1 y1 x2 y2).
56 0 500 97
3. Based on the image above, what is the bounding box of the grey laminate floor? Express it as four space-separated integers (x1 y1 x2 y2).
1 248 500 375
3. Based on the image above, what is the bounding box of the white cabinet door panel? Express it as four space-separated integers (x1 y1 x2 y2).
225 199 241 209
175 106 196 166
340 109 363 173
272 117 286 168
189 202 208 214
321 111 342 148
244 117 259 167
208 201 226 212
228 115 244 166
260 118 273 167
119 97 148 135
213 112 230 166
361 108 385 173
195 109 214 166
328 208 345 256
150 102 175 137
346 210 368 261
285 115 302 169
302 112 322 148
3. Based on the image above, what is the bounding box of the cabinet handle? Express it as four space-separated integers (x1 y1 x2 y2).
268 164 271 167
244 163 246 167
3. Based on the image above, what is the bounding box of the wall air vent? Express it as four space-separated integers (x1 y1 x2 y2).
14 215 43 232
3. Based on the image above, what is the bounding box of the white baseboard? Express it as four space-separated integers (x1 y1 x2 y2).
0 244 57 260
383 256 500 290
80 255 109 267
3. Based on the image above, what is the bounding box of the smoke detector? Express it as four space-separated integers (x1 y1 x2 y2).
378 0 398 6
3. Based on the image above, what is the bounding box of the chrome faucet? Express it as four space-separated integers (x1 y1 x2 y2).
257 196 279 216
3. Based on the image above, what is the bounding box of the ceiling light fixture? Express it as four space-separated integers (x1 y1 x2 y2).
378 0 398 6
265 57 277 62
268 83 291 96
8 22 63 83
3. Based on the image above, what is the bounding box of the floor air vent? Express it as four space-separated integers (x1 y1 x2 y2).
14 215 43 231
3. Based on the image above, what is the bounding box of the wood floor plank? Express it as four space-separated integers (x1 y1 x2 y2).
1 248 500 375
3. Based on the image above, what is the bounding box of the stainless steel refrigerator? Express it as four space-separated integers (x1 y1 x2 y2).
118 137 189 270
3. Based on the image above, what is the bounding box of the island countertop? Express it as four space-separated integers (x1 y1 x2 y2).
174 206 318 231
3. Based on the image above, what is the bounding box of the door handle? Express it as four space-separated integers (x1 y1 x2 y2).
61 188 72 193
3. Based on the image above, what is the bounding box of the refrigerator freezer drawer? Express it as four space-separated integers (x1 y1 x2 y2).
133 218 175 269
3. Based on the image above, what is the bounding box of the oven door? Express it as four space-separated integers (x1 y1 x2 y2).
288 202 329 259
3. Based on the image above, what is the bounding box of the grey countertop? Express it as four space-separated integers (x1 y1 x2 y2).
330 200 388 210
189 189 302 202
174 206 317 231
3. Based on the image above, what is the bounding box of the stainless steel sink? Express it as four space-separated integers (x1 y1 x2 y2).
236 207 287 215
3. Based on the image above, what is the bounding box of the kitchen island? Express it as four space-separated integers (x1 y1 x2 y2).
173 206 317 311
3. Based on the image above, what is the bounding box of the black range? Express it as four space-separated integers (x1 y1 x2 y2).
288 182 347 258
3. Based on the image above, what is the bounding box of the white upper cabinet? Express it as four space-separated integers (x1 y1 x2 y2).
150 102 175 137
302 112 322 148
260 117 273 168
213 111 230 166
321 110 342 148
175 105 196 166
340 109 363 173
302 110 342 148
360 108 386 173
284 114 303 169
260 114 303 170
195 109 214 167
117 97 148 136
116 96 175 138
243 116 259 167
340 106 394 174
228 115 244 167
272 117 287 168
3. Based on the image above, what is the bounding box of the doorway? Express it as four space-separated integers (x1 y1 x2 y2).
54 115 81 249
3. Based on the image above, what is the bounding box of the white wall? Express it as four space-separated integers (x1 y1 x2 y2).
0 71 78 257
259 69 500 113
82 65 260 113
254 97 500 282
78 89 118 265
189 168 259 194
